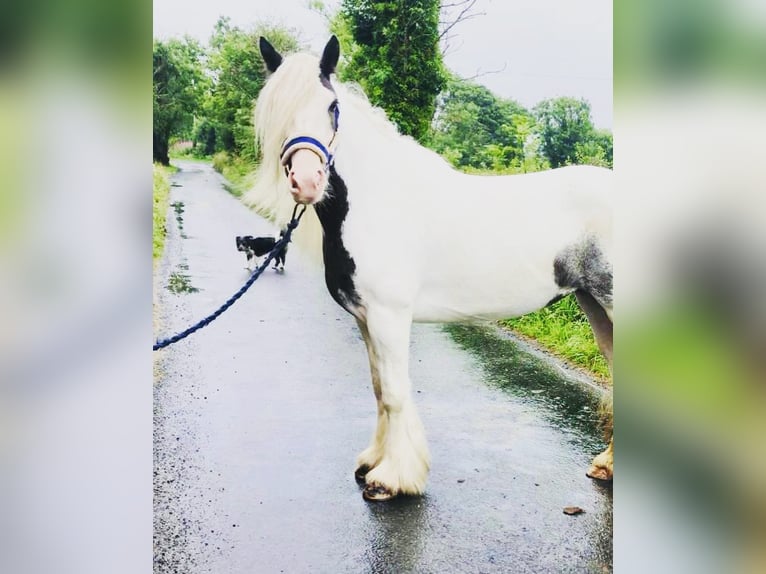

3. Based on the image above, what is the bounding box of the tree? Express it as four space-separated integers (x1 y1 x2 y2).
438 0 485 56
532 97 597 168
203 18 300 159
591 128 613 166
430 76 530 170
153 37 205 165
511 113 550 173
339 0 445 142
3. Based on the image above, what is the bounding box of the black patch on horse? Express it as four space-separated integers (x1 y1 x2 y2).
314 167 362 313
553 236 613 306
319 74 335 92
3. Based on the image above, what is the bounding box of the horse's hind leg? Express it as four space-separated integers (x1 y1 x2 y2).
357 306 430 501
575 290 613 365
588 437 614 481
574 289 614 481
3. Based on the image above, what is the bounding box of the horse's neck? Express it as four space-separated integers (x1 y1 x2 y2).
334 102 450 205
315 167 349 234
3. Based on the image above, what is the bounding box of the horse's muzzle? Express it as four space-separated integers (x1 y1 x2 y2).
287 148 327 204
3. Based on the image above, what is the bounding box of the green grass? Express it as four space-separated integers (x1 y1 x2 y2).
211 151 257 197
168 153 212 163
153 163 175 261
499 294 611 381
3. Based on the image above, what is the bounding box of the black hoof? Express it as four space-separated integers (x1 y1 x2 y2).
586 466 613 482
362 484 396 502
354 465 370 483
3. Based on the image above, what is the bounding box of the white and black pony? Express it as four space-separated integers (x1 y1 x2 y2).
248 36 613 501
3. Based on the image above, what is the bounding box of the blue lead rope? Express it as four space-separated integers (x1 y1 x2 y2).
153 204 307 351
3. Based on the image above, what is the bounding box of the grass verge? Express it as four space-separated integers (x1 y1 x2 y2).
211 151 257 197
499 294 610 381
153 163 175 261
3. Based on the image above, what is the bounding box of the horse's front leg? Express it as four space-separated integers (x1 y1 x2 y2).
353 319 387 482
357 306 430 501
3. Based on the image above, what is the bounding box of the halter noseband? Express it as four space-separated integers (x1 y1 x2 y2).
280 136 334 172
280 101 340 175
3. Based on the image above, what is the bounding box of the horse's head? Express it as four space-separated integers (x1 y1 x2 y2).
257 36 340 205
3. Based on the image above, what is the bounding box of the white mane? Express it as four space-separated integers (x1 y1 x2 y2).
244 51 453 263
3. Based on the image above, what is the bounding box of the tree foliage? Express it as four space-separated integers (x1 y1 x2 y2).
533 97 608 168
201 18 301 159
339 0 445 142
153 37 206 164
430 76 537 171
152 14 611 175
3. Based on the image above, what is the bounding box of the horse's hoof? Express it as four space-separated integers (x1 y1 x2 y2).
354 465 370 483
586 465 613 482
362 484 396 502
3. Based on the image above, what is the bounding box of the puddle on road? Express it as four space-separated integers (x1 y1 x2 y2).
167 262 199 294
171 201 188 238
444 323 606 447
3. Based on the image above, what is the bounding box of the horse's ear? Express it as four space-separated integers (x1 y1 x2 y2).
319 35 340 78
259 37 283 73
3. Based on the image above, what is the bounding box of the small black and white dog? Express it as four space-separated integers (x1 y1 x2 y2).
235 229 288 271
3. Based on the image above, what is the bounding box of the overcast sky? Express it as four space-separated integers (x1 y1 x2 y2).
154 0 612 129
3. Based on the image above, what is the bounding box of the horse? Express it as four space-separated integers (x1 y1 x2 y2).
247 36 613 501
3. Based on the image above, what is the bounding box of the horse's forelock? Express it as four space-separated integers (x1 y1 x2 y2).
255 53 324 152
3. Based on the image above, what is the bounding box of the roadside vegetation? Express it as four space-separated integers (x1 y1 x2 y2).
211 151 256 198
500 296 610 380
153 163 174 261
152 1 613 379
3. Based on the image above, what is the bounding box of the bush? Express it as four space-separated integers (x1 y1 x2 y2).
211 151 230 173
211 151 257 197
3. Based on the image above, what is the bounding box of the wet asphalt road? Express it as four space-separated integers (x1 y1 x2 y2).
154 160 613 573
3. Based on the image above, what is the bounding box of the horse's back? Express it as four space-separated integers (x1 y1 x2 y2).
405 165 612 322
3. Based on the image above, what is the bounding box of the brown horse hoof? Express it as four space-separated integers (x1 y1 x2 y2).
362 484 396 502
354 465 370 483
586 465 613 482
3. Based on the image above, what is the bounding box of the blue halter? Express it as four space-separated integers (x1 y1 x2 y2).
279 101 340 174
280 136 334 168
